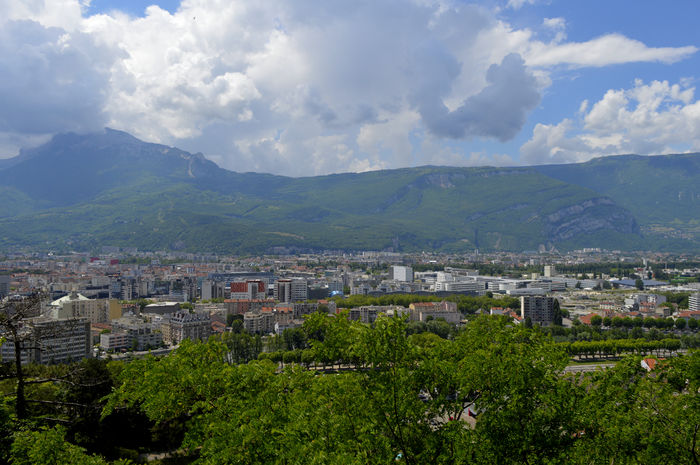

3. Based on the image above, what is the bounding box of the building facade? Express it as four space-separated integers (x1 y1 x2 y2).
161 312 211 345
520 296 555 326
1 317 91 365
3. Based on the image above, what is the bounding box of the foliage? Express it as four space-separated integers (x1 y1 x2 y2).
2 314 699 464
332 293 520 314
10 426 131 465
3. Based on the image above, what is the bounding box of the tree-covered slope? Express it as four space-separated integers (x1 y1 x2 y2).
0 129 681 253
534 153 700 242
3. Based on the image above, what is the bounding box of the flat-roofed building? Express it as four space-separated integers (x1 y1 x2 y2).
0 275 10 298
520 296 555 326
243 310 276 334
100 331 130 352
1 317 90 365
111 316 163 350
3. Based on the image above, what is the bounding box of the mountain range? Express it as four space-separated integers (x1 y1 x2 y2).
0 128 697 254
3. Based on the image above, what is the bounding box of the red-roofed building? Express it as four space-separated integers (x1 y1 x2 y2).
676 310 700 321
230 280 266 300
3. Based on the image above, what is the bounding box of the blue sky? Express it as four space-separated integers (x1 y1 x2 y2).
1 0 699 175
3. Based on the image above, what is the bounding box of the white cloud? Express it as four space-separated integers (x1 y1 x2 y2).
526 34 697 68
506 0 538 10
520 79 700 165
0 19 117 136
0 0 697 175
542 17 565 43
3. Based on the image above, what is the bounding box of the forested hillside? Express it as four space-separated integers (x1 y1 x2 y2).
3 130 698 253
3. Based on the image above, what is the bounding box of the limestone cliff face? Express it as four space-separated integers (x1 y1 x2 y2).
544 197 639 241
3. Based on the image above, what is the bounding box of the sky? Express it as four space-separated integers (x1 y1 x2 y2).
1 0 699 176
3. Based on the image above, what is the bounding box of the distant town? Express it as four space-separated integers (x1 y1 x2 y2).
2 246 699 365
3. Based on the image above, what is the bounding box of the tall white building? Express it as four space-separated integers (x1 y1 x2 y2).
391 266 414 282
690 293 700 312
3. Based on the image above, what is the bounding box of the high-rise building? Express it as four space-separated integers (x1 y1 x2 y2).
520 296 555 326
0 317 91 365
690 293 700 312
201 280 226 300
274 279 307 302
391 266 414 282
0 275 10 298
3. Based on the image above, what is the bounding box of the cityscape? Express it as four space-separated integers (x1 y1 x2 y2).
2 247 700 463
1 0 699 463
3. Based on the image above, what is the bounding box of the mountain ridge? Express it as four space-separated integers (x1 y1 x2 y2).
0 128 696 253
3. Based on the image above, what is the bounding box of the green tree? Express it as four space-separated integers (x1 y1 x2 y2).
635 278 645 290
675 318 687 330
590 314 603 328
570 353 700 464
10 426 131 465
0 293 44 419
552 299 563 326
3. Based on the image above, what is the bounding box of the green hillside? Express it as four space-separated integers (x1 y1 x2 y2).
1 129 695 253
534 154 700 245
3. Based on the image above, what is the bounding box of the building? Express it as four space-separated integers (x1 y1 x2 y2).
143 302 181 315
243 310 276 334
100 331 130 352
48 291 110 324
391 266 414 282
434 280 483 293
350 283 372 295
690 293 700 312
201 280 226 300
230 280 266 300
544 265 556 278
349 306 381 324
408 301 461 324
1 317 91 365
111 316 163 350
274 278 308 302
224 299 270 316
520 296 555 326
161 312 211 345
0 275 9 298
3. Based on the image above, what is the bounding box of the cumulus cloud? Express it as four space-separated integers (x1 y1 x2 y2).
0 0 697 175
0 19 115 135
414 53 540 141
520 79 700 164
525 34 697 68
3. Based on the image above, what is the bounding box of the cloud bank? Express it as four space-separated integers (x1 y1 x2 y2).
0 0 696 174
521 79 700 164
